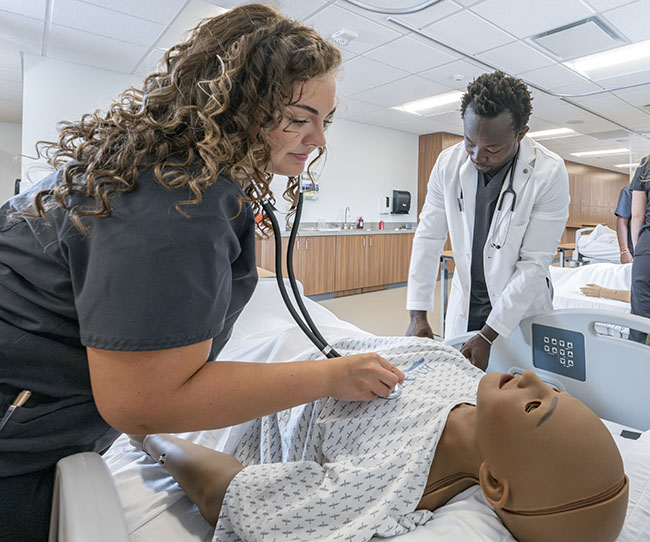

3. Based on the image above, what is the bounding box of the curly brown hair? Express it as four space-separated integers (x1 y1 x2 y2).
27 3 342 236
460 71 532 133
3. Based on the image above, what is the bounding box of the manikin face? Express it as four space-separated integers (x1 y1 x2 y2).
475 370 625 512
463 104 528 176
267 72 337 177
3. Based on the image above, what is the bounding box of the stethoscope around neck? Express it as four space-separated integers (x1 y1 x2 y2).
457 150 519 250
248 177 402 400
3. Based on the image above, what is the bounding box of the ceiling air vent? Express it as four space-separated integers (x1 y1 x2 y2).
529 16 625 61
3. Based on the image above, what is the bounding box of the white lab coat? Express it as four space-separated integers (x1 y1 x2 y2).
407 136 569 339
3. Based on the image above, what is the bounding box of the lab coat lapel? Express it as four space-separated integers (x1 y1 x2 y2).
486 138 536 245
458 155 476 249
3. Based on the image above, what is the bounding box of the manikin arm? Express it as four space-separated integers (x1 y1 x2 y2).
580 284 631 303
139 434 243 526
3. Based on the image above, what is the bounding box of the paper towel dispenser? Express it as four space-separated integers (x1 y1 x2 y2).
392 190 411 214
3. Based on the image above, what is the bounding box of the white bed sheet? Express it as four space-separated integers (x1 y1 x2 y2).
550 263 631 312
105 278 650 542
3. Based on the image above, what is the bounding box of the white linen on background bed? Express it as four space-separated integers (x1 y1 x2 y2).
104 278 650 542
550 263 631 312
576 224 621 263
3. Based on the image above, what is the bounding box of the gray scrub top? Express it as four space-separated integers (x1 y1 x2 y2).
468 158 513 332
615 184 634 255
630 160 650 256
0 167 257 475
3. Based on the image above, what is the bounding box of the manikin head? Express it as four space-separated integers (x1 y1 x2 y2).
475 370 628 542
460 71 531 176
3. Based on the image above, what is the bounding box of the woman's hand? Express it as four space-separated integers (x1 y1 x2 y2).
326 353 405 402
580 283 602 298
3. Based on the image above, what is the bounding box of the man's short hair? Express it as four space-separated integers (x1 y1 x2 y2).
460 71 532 133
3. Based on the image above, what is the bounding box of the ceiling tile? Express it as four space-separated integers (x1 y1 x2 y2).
336 55 409 96
601 0 650 42
154 0 229 50
364 35 457 74
479 40 556 75
614 83 650 107
572 93 650 132
470 0 593 40
585 0 635 12
207 0 330 22
375 1 463 30
422 9 514 54
47 24 148 73
307 4 401 55
351 74 451 107
0 0 47 20
80 0 185 24
519 63 594 91
51 0 165 47
335 96 383 119
0 11 43 54
133 48 166 78
418 59 489 90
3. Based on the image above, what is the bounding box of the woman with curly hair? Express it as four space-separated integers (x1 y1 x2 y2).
0 5 403 540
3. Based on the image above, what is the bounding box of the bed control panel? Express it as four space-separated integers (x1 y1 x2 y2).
531 324 586 381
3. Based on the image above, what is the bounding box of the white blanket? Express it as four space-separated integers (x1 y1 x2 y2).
214 336 483 542
576 224 620 263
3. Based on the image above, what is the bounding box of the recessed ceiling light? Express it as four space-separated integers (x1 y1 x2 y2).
527 128 577 139
615 163 640 168
571 148 629 157
393 91 463 116
565 39 650 78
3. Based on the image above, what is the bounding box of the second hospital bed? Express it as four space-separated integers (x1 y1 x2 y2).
50 278 650 542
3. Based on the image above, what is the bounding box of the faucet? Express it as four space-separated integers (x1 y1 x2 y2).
343 206 351 229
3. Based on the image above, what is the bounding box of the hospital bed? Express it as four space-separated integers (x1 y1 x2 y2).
572 224 621 265
50 278 650 542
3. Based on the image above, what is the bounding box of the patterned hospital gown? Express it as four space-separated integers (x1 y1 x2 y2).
213 336 484 542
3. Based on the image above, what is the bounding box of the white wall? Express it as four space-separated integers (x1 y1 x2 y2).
0 122 22 203
20 56 419 218
21 55 137 187
271 118 419 225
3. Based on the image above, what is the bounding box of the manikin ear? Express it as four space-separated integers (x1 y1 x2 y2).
479 461 510 509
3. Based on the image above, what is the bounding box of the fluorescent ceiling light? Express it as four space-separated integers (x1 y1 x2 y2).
393 91 463 116
571 148 629 157
615 163 640 168
565 39 650 77
527 128 577 139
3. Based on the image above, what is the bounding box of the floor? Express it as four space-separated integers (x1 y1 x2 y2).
316 282 445 338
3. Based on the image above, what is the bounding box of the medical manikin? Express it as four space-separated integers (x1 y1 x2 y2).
135 341 628 542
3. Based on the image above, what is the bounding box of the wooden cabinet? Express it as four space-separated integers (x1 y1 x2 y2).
299 236 336 295
390 233 415 283
256 235 336 296
335 233 414 292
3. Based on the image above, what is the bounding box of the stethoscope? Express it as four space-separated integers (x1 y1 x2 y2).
457 150 519 250
249 178 401 400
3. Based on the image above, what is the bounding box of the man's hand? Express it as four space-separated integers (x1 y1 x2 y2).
621 251 633 264
460 335 491 371
407 310 434 339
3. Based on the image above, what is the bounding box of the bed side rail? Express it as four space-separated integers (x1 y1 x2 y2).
49 452 129 542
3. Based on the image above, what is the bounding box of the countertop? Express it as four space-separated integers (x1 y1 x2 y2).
282 227 415 237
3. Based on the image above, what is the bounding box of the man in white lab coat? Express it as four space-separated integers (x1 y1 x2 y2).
406 71 569 370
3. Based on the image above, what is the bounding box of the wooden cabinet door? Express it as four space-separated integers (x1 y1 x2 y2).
390 233 415 283
257 236 298 278
299 236 336 295
365 235 392 288
335 235 365 291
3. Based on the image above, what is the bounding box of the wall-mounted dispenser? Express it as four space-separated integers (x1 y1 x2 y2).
392 190 411 214
379 194 391 214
